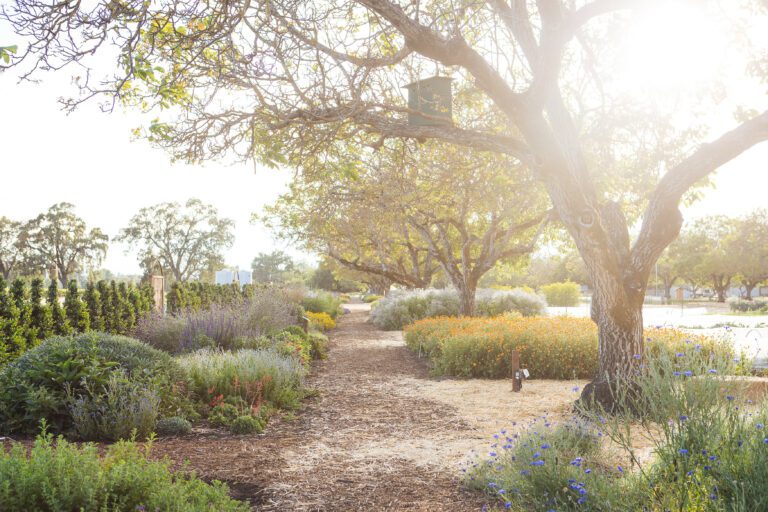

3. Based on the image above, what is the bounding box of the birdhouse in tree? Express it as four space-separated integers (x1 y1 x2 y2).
404 76 453 127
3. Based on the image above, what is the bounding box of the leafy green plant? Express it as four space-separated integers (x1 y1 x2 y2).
302 292 343 319
156 416 192 436
28 277 53 344
230 414 265 434
0 333 191 436
179 348 306 411
69 373 160 441
64 280 90 332
540 281 581 307
47 280 71 336
0 428 249 511
0 277 26 363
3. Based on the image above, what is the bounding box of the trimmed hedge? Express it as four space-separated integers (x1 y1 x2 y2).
404 316 726 379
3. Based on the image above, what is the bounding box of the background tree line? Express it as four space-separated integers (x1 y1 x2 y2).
654 210 768 302
0 199 235 286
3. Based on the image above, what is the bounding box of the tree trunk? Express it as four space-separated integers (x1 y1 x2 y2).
456 280 477 317
579 269 644 411
712 275 730 303
59 269 69 288
745 283 756 300
663 281 673 304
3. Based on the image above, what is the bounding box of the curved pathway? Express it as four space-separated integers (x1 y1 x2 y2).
152 304 583 510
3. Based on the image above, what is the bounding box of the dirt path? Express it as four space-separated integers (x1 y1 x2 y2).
153 304 586 511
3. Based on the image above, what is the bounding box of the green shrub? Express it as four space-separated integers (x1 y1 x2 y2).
83 282 105 331
28 278 53 344
469 339 761 511
404 317 728 380
370 288 546 330
230 414 265 434
363 294 383 303
302 292 343 319
0 430 249 511
208 402 240 427
69 373 160 441
540 281 581 307
0 332 191 436
179 348 306 411
728 297 768 312
466 418 639 511
307 331 329 360
132 314 188 353
156 416 193 436
0 277 26 364
64 280 90 332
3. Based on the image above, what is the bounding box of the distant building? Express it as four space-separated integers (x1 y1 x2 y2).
215 269 239 286
215 268 253 287
238 270 253 285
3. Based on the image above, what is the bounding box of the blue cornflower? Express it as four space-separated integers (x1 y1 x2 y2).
585 469 592 474
488 482 497 488
679 449 689 455
498 489 506 495
684 370 693 377
679 415 688 421
763 438 768 444
673 371 682 376
489 452 497 457
578 497 586 504
520 470 531 476
758 423 765 430
572 386 580 392
726 395 735 401
708 369 717 374
676 352 685 357
617 465 623 473
505 503 512 510
541 444 550 449
530 460 545 466
633 354 642 360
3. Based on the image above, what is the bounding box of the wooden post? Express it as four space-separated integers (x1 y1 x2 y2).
511 350 522 392
300 315 310 334
151 275 165 315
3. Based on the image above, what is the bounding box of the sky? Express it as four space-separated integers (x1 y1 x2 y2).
0 70 312 275
1 2 767 275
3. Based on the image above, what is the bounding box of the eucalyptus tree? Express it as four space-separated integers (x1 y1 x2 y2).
6 1 768 407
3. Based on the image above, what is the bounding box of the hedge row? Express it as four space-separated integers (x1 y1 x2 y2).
0 277 154 364
404 316 727 379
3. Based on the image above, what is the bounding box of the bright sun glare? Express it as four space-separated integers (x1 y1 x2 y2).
615 3 729 95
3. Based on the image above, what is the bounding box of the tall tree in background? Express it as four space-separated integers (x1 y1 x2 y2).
0 217 23 280
268 142 549 314
117 199 235 282
731 210 768 299
251 251 295 284
7 1 768 407
18 203 108 287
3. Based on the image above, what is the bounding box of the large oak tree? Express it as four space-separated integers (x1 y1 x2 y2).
117 199 235 282
6 1 768 407
18 203 108 287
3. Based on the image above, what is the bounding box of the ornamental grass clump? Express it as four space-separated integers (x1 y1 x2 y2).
405 317 730 380
370 288 545 330
179 348 306 411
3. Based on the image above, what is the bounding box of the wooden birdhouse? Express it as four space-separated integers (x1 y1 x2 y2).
404 76 453 127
